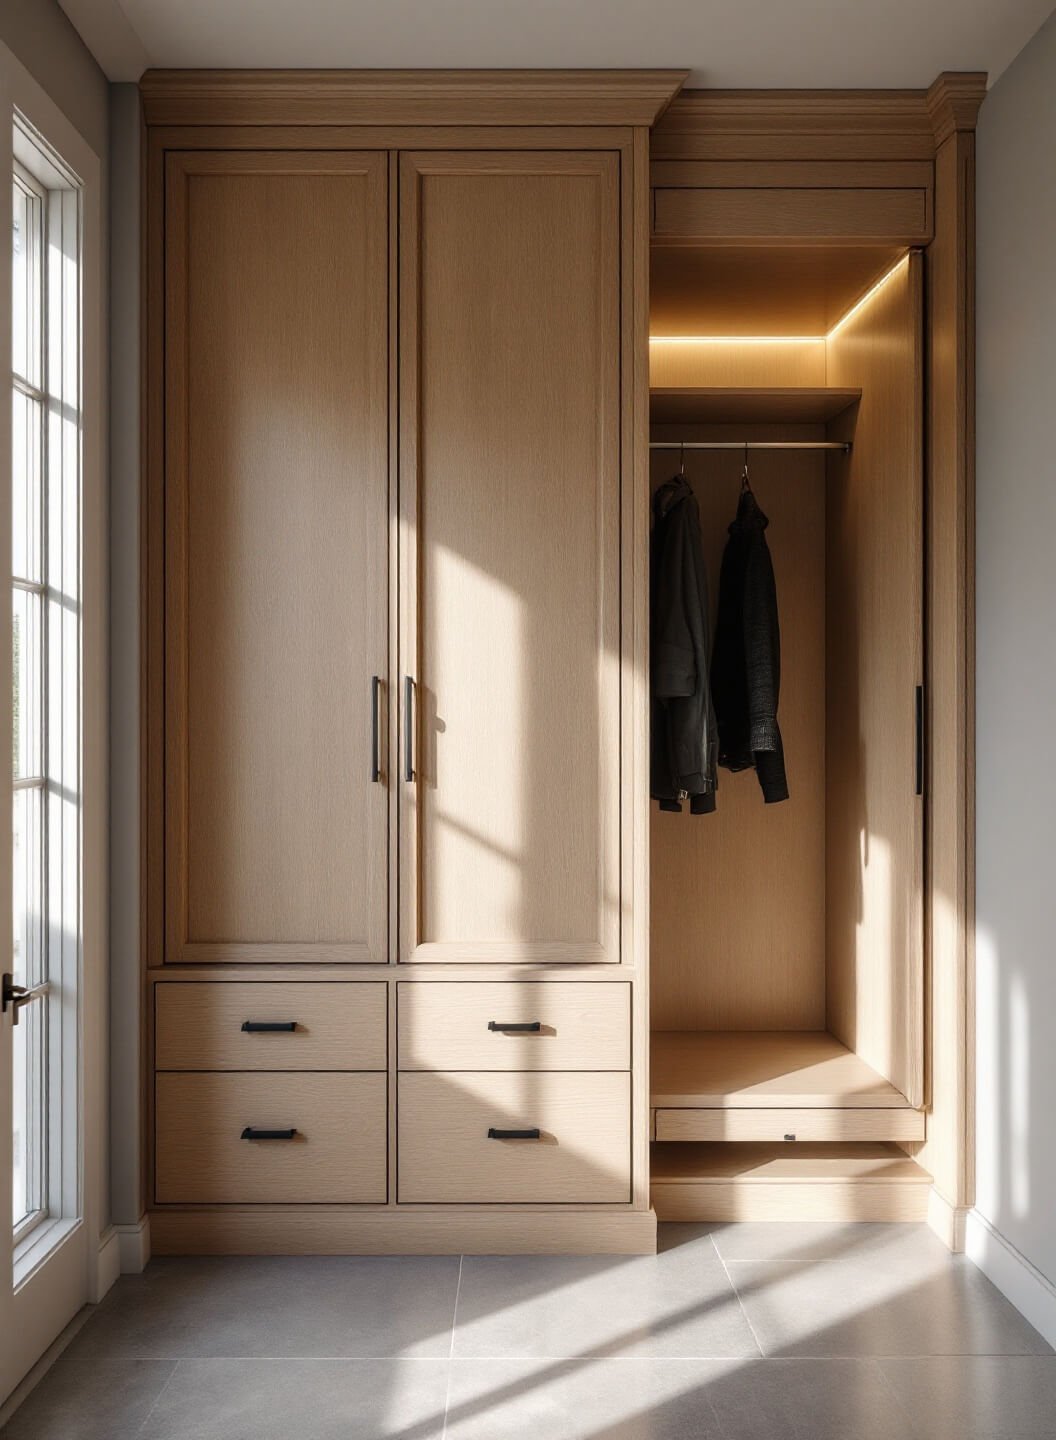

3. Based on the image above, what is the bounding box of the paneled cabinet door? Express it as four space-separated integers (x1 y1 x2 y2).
164 151 389 963
398 151 622 963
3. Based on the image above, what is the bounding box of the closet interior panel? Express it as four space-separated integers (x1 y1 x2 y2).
650 435 827 1031
825 252 925 1107
397 151 622 964
163 150 390 965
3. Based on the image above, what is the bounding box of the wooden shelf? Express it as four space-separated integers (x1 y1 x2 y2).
651 1031 912 1109
651 1141 932 1222
649 386 861 427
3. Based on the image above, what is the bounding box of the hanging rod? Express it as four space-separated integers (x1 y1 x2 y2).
649 440 850 452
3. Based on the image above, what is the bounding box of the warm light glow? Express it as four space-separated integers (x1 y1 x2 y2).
825 253 911 338
649 252 912 346
649 334 826 344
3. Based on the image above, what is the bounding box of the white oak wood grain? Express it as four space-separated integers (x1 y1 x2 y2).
651 1141 931 1221
155 1072 387 1204
653 1106 925 1143
398 150 621 965
150 1208 658 1255
654 187 930 243
397 982 630 1071
651 1032 912 1108
164 150 389 965
155 982 387 1071
825 253 925 1107
398 1071 631 1203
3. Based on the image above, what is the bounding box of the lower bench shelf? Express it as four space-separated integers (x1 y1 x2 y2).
651 1142 933 1222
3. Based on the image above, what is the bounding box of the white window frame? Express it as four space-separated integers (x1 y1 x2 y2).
10 114 84 1276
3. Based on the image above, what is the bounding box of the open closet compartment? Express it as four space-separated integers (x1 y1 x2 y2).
649 244 930 1221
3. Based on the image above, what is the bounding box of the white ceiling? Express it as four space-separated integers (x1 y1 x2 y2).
61 0 1055 88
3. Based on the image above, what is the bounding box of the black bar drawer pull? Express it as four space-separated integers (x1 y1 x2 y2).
488 1020 542 1033
487 1127 541 1141
240 1127 298 1141
915 683 925 797
241 1020 297 1033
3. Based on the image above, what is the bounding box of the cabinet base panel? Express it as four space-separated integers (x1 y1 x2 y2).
149 1207 658 1256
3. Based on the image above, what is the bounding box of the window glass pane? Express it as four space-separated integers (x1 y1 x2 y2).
12 989 45 1230
12 390 43 583
13 783 43 989
12 586 42 781
12 179 40 388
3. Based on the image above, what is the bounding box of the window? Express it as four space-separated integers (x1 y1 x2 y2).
10 122 82 1250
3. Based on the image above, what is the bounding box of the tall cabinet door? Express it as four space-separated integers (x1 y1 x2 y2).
399 151 622 964
164 152 389 964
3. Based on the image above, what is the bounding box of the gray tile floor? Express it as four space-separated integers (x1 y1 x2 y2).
2 1224 1053 1439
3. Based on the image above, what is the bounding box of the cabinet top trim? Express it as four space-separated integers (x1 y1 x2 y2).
139 68 689 129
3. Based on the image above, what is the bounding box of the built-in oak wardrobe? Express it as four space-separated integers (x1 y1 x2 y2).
141 70 982 1254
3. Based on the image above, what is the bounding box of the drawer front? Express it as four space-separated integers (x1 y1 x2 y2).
653 187 930 242
653 1107 926 1144
398 1071 630 1203
155 1072 386 1204
397 982 630 1071
155 982 387 1071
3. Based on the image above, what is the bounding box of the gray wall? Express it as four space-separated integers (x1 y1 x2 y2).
975 8 1056 1297
0 0 108 156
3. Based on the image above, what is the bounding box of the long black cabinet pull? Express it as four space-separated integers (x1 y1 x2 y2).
371 675 381 783
240 1127 298 1141
487 1127 541 1141
488 1020 542 1033
241 1021 297 1033
403 675 415 783
915 684 925 797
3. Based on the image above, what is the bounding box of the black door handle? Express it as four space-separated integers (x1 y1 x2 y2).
371 674 382 783
488 1021 542 1033
403 675 415 782
240 1127 298 1140
487 1127 541 1140
240 1021 297 1033
915 684 924 797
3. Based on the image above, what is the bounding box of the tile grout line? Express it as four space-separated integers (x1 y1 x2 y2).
129 1359 181 1439
710 1233 766 1359
440 1254 465 1440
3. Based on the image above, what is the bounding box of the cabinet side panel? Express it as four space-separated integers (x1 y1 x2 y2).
825 252 925 1106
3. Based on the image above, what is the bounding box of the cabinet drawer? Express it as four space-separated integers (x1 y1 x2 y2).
155 1072 386 1204
398 1071 630 1203
155 982 386 1071
653 187 930 242
397 982 630 1071
653 1107 926 1144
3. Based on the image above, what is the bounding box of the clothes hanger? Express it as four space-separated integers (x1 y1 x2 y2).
680 439 685 478
740 440 753 496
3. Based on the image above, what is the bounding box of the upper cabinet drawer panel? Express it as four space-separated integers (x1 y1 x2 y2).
654 187 931 242
398 982 630 1071
155 982 387 1071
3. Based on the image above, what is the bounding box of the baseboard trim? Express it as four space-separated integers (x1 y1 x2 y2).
150 1207 658 1256
927 1187 968 1252
966 1210 1056 1349
93 1229 121 1302
114 1216 151 1273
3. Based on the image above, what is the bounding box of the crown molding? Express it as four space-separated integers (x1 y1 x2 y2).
139 68 689 128
926 71 988 146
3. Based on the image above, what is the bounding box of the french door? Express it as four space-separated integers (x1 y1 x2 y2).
0 102 91 1405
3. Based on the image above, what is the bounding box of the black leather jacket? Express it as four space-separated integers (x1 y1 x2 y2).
711 488 789 804
650 476 718 813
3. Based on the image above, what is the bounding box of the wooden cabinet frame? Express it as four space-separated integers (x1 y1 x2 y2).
140 70 680 1253
138 69 980 1253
